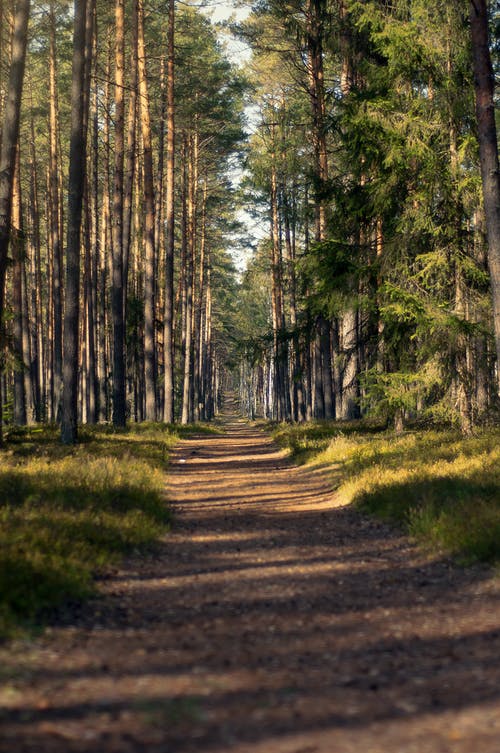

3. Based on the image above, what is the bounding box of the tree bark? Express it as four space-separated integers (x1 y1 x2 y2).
28 102 44 421
136 0 157 421
61 0 92 444
0 0 30 443
111 0 126 427
12 147 26 424
48 0 63 421
181 133 195 425
163 0 175 423
470 0 500 392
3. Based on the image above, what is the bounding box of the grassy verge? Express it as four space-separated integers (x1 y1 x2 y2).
272 421 500 565
0 421 210 641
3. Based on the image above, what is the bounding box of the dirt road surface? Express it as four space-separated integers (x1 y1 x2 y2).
1 410 500 752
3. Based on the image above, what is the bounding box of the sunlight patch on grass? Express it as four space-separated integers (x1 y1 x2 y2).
274 422 500 565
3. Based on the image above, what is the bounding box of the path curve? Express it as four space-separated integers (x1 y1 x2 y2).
1 408 500 753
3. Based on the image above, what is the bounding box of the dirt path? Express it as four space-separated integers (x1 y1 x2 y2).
1 409 500 753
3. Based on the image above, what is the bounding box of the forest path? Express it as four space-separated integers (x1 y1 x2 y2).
1 405 500 753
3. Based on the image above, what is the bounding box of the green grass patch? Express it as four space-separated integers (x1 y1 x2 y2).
0 422 187 640
273 421 500 565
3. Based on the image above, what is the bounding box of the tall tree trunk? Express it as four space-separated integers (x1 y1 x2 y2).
111 0 126 426
163 0 175 423
122 9 137 315
270 148 283 420
136 0 157 420
97 55 112 422
338 0 360 420
12 147 26 424
306 0 328 241
181 133 196 424
61 0 92 444
305 0 333 418
48 0 63 421
470 0 500 392
0 0 30 443
84 26 99 424
28 101 43 421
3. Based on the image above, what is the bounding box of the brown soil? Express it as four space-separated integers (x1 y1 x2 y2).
1 407 500 753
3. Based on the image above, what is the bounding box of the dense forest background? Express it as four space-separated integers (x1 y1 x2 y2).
0 0 498 443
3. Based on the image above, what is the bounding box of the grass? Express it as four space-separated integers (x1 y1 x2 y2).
272 420 500 565
0 421 211 641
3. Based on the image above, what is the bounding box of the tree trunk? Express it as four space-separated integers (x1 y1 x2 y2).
163 0 175 423
470 0 500 392
123 5 137 314
340 309 360 420
305 0 328 241
61 0 92 444
181 133 196 425
0 0 30 443
28 103 44 421
136 0 157 421
85 28 99 424
97 57 111 422
111 0 126 427
12 148 26 424
48 0 63 421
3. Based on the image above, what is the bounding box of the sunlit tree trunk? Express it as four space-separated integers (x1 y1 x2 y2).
123 3 137 304
136 0 157 420
97 55 112 421
28 101 44 421
181 132 196 424
123 4 138 417
163 0 175 423
12 148 26 424
194 178 207 421
85 21 99 424
338 0 360 420
180 137 191 424
111 0 126 427
270 147 283 420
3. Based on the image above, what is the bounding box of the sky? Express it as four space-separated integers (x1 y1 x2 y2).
201 0 253 65
199 0 266 272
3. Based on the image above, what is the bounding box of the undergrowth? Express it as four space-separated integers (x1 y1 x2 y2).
0 422 205 641
273 421 500 565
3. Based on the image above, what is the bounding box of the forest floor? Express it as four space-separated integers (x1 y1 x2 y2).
1 404 500 753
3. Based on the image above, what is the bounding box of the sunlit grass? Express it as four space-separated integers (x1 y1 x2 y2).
0 422 196 640
273 421 500 565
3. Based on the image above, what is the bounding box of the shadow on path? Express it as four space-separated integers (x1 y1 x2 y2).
1 406 500 753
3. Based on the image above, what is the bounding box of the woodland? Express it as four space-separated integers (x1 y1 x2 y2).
0 0 498 442
1 5 500 748
0 0 499 606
